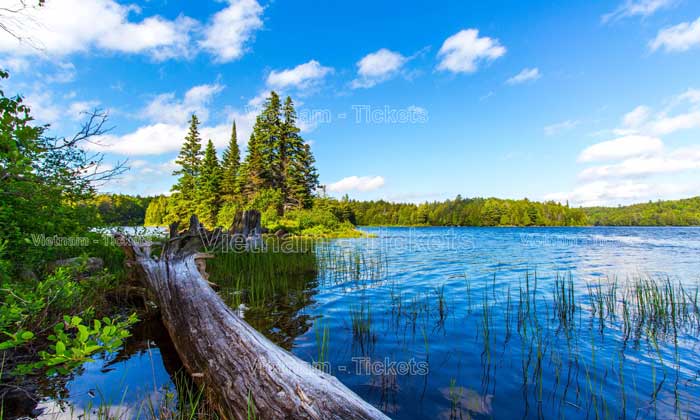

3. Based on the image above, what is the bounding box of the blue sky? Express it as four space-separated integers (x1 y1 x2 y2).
1 0 700 206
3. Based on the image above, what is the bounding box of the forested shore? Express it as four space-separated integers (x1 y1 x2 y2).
97 193 700 228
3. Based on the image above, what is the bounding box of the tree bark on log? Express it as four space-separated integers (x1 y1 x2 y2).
116 213 389 420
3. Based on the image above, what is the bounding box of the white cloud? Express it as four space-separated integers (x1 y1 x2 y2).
23 91 62 124
266 60 333 90
602 0 675 23
544 120 579 136
649 111 700 135
143 83 224 125
0 0 197 60
327 176 385 193
351 48 407 89
578 135 663 162
554 87 700 206
91 123 187 155
89 116 253 157
650 17 700 52
46 61 76 83
89 91 257 157
622 105 652 128
436 29 506 74
67 100 100 121
3 56 29 72
579 148 700 180
506 67 541 85
614 91 700 137
199 0 263 62
545 180 691 207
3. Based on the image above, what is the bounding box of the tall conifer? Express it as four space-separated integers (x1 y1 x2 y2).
171 114 203 222
196 139 222 228
220 121 241 201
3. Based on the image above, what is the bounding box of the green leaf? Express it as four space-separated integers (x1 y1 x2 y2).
55 341 66 354
77 325 89 342
19 331 34 341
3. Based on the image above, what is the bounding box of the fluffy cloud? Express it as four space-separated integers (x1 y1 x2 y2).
602 0 675 23
622 105 652 128
0 0 196 60
579 148 700 180
23 91 62 124
578 135 663 162
266 60 333 90
551 89 700 206
143 83 224 125
544 120 579 136
437 29 506 74
351 49 407 89
327 176 385 193
614 90 700 136
506 67 541 85
545 181 692 207
67 100 101 121
650 17 700 52
199 0 263 62
90 114 255 157
0 0 264 62
88 90 257 157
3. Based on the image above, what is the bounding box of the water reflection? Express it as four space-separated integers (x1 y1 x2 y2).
21 227 700 419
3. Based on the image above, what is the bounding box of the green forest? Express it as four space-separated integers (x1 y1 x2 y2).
143 91 361 237
140 192 700 229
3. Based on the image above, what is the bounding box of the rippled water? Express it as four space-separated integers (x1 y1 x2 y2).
35 227 700 419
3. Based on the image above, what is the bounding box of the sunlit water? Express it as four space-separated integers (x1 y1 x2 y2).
32 227 700 419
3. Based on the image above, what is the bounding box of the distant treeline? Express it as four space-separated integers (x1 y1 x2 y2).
345 196 700 227
96 193 700 227
344 196 588 226
584 196 700 226
93 194 153 226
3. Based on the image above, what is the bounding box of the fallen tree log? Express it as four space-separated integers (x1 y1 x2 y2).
116 213 389 420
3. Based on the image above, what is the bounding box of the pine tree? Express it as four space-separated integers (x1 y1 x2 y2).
287 143 318 209
241 132 266 201
280 96 304 210
220 120 241 202
171 114 203 222
281 97 318 209
196 139 222 228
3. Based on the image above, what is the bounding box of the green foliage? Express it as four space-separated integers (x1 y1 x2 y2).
584 197 700 226
144 195 171 226
22 314 137 375
93 194 152 226
196 139 222 228
240 93 318 211
0 266 136 375
216 201 239 229
220 121 241 202
159 92 322 234
345 196 588 226
170 114 204 223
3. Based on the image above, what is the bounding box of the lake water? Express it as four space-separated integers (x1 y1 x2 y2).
33 227 700 419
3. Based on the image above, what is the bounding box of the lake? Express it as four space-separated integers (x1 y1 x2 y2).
34 227 700 419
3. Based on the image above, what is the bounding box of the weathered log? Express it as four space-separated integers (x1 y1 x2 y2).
116 213 388 420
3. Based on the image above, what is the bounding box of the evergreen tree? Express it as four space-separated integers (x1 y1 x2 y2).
220 120 241 201
241 132 266 200
246 91 282 191
196 139 222 228
170 114 203 222
281 96 318 210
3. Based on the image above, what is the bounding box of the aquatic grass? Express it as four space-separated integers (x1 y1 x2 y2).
314 318 330 366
